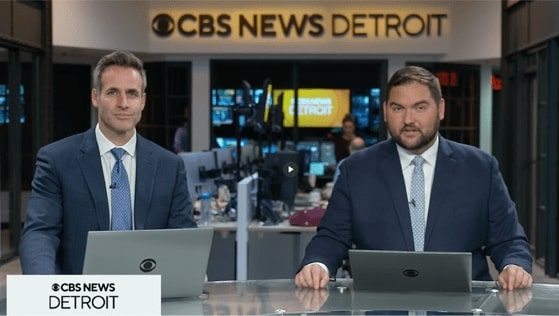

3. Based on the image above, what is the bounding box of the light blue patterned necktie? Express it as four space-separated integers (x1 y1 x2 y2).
110 148 132 230
410 156 425 251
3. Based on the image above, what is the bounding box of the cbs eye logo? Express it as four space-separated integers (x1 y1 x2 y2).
52 283 60 291
140 258 157 272
152 14 174 37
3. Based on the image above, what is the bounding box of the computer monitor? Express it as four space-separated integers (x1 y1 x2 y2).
283 140 295 151
213 89 236 106
351 94 370 129
260 150 299 212
296 141 320 162
212 106 233 126
179 151 219 199
216 137 248 149
0 84 26 124
261 143 278 156
213 147 236 180
320 141 337 167
308 162 326 176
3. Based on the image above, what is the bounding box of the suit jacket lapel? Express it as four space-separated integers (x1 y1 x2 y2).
380 140 415 251
133 136 157 230
424 137 457 249
78 129 110 230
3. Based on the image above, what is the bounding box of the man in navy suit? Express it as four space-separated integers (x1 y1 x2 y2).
295 66 533 290
19 51 197 274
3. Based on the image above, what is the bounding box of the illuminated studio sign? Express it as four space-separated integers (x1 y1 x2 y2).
151 12 448 39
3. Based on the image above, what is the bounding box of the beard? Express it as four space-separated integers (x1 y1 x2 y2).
390 122 439 153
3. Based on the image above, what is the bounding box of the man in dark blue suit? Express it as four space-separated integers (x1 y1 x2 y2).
295 66 533 290
19 51 197 274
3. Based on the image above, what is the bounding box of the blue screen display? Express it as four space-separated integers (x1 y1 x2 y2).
212 107 233 126
216 137 248 148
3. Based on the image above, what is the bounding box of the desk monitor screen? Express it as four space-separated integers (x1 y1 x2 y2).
212 88 235 106
349 250 472 293
212 106 233 126
320 141 336 167
216 137 248 149
261 143 278 156
213 147 236 179
262 150 299 210
180 151 218 199
296 141 320 162
309 162 325 176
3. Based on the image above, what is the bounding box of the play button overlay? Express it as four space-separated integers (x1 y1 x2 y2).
283 161 298 178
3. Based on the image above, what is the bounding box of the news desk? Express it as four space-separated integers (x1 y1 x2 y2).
162 279 559 315
204 192 321 281
206 219 316 281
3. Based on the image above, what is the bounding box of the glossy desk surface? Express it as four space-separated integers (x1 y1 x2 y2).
162 279 559 315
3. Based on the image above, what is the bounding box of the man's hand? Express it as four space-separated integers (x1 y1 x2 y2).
294 263 330 289
497 265 533 290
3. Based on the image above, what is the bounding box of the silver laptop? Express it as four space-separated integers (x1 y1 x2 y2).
349 249 472 292
83 227 213 299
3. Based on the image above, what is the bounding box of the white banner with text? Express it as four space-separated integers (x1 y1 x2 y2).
7 275 161 315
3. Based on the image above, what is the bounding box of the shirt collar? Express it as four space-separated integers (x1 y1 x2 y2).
396 134 439 170
95 123 137 157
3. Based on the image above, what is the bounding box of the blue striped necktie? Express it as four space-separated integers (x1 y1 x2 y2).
410 156 425 251
110 148 132 230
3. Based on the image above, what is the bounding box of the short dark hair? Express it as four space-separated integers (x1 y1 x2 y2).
386 66 442 103
93 51 147 92
342 113 356 125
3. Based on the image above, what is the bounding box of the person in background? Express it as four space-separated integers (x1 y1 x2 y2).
173 107 190 153
332 136 366 183
295 65 533 291
333 113 357 163
19 51 197 274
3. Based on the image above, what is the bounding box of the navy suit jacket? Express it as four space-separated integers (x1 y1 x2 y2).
300 136 532 281
19 128 197 274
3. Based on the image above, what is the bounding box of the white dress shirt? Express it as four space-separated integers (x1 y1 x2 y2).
396 135 439 222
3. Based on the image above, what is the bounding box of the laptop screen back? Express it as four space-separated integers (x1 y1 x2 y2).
349 250 472 292
82 227 213 299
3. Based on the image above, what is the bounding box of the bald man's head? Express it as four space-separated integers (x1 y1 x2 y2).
349 137 366 154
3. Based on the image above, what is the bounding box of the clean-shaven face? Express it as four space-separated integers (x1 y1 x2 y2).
91 65 145 145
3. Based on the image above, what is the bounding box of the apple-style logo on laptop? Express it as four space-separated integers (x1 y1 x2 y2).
139 258 157 272
403 269 419 277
